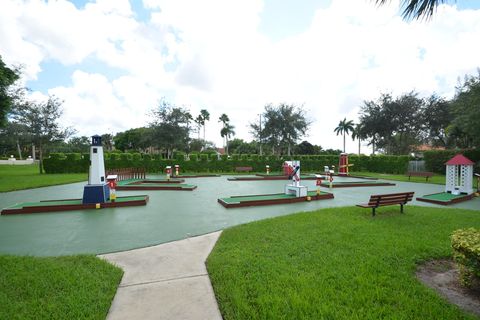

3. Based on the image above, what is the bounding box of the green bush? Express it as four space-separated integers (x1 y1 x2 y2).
49 153 65 160
452 228 480 288
43 152 410 174
424 149 480 174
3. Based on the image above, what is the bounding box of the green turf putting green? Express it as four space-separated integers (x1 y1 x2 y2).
116 179 197 191
218 191 333 208
1 195 149 215
117 178 184 185
320 181 395 188
416 192 474 205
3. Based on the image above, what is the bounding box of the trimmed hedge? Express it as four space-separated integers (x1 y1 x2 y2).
452 228 480 288
43 153 410 174
424 149 480 174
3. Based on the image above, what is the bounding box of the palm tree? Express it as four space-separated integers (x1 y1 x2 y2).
199 109 210 148
334 118 355 153
218 113 229 147
351 123 365 156
220 123 235 155
194 115 203 140
375 0 449 20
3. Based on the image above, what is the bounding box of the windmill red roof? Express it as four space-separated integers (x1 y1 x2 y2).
445 154 475 165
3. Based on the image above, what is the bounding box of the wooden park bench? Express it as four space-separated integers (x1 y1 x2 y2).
235 166 253 172
356 192 415 216
407 171 433 182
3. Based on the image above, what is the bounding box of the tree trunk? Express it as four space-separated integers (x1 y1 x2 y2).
16 140 23 160
226 136 229 155
32 144 36 160
259 144 263 156
203 125 206 149
358 138 361 156
287 143 291 156
343 133 346 153
39 145 43 174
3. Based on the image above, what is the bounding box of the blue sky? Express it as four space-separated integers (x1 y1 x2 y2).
2 0 480 152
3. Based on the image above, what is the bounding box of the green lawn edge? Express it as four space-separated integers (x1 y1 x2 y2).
351 171 446 185
0 255 123 319
207 205 480 319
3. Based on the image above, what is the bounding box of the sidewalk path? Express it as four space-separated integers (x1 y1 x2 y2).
100 231 223 320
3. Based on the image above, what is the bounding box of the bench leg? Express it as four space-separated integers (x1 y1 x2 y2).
400 204 404 213
372 207 376 217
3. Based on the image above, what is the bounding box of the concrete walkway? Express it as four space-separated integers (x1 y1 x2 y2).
99 231 223 320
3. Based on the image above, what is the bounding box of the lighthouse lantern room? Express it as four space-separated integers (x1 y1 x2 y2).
82 135 110 204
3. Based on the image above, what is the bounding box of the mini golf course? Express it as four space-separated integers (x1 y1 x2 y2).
1 195 149 215
0 176 479 256
319 181 396 188
116 179 197 191
218 191 334 208
416 192 475 205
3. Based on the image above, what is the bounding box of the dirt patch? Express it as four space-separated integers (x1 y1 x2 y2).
416 259 480 317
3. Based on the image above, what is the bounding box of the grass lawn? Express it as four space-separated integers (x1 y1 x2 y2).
0 255 122 319
0 165 87 192
352 171 446 185
207 206 480 319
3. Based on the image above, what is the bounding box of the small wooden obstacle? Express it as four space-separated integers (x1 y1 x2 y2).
106 168 146 181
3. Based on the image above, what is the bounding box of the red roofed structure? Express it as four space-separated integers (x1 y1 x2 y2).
445 154 474 195
445 154 475 166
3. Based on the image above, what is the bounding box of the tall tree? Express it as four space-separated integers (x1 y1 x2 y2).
449 72 480 148
421 94 452 147
374 0 450 20
334 118 354 153
254 103 311 155
150 100 192 158
113 127 154 152
0 56 21 127
220 123 235 155
11 96 71 173
351 123 366 156
199 109 210 149
359 92 424 154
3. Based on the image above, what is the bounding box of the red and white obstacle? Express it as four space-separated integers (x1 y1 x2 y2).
283 160 307 197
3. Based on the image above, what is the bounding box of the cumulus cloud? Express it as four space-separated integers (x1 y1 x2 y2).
1 0 480 153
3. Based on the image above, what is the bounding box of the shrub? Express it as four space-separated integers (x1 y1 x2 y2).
200 154 209 162
189 154 198 162
451 228 480 288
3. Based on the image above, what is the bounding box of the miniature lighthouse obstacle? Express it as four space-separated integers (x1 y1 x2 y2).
284 160 307 197
445 154 474 195
82 135 110 204
338 153 353 176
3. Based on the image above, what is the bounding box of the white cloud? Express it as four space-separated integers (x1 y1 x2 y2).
1 0 480 153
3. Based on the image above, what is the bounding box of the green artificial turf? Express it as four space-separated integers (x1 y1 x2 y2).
207 206 480 319
5 195 148 209
351 171 446 185
0 255 123 319
419 192 470 202
220 191 329 204
0 165 87 192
